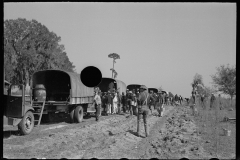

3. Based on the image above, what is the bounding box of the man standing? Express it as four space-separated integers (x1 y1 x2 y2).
179 95 182 105
128 91 133 115
210 93 216 110
200 94 206 109
117 91 122 114
157 91 164 117
94 88 101 121
175 94 179 106
121 92 127 113
107 91 112 115
137 85 154 137
149 90 155 114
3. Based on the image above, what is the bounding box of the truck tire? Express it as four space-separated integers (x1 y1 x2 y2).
18 111 34 135
69 108 75 123
74 105 83 123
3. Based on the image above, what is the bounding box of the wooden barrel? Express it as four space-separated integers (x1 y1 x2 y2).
33 84 46 101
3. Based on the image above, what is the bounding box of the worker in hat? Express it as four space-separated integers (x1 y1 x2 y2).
136 85 155 137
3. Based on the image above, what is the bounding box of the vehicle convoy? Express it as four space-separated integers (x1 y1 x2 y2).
4 69 98 135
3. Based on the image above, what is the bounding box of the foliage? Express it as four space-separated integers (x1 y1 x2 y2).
108 53 120 60
168 92 174 98
4 18 75 85
191 73 204 89
211 64 236 99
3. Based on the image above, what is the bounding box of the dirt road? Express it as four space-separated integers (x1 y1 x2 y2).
3 103 235 159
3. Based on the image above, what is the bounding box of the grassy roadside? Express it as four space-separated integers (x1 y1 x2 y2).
193 97 236 159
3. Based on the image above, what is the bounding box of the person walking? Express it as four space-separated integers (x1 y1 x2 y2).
210 93 216 110
93 88 101 121
136 85 155 137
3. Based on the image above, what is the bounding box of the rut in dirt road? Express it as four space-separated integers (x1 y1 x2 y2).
3 106 174 159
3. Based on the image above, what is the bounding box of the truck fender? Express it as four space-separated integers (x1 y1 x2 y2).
24 105 35 115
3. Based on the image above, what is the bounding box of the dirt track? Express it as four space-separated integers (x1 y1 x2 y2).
3 104 234 159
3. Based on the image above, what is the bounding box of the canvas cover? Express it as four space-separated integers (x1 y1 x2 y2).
32 70 94 98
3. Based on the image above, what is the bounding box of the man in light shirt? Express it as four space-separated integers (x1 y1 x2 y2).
94 88 102 121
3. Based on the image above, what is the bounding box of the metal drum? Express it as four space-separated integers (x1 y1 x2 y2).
33 84 46 101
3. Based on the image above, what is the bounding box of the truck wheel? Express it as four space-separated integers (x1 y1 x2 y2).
69 108 75 123
18 111 34 135
74 105 83 123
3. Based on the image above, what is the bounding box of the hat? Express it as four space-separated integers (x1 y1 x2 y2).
140 85 147 90
129 91 132 93
127 89 129 90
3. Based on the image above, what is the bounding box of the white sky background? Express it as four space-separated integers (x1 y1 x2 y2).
4 2 236 98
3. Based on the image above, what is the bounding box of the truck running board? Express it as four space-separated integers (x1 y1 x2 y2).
32 101 45 127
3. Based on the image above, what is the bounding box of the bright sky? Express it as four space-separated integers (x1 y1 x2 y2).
4 2 236 98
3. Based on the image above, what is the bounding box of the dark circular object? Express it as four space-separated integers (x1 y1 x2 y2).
80 66 102 88
179 158 189 160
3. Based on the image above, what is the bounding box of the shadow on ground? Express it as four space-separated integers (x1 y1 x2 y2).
3 130 21 139
127 129 145 138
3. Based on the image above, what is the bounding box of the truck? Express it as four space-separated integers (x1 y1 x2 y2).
4 69 97 135
127 84 141 92
148 88 158 94
96 77 126 95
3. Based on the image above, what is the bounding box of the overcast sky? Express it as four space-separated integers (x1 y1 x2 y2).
4 2 236 98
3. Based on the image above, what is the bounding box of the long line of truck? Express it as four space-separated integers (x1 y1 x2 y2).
3 69 160 135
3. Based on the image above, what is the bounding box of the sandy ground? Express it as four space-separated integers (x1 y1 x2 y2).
3 103 236 159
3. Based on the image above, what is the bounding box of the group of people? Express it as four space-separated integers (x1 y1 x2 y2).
93 86 173 137
93 87 186 120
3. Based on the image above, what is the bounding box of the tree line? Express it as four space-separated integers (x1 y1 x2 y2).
191 64 236 100
4 18 75 86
